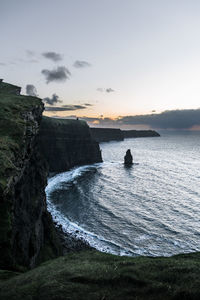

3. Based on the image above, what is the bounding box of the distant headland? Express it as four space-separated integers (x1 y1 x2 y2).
90 127 160 143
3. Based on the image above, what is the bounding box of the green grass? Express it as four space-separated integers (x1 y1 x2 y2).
1 250 200 299
42 115 87 127
0 82 42 193
1 81 200 299
0 82 43 269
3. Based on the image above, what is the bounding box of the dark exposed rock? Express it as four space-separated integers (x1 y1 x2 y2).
122 129 160 138
90 128 160 143
38 117 102 173
124 149 133 165
56 224 92 254
0 84 62 270
90 128 124 142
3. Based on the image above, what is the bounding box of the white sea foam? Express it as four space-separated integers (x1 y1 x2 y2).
45 133 200 257
46 163 135 256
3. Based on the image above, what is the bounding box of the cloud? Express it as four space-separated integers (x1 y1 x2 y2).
26 84 38 97
26 50 35 57
117 109 200 129
106 88 115 93
0 63 6 66
97 88 115 93
73 60 91 68
43 94 62 105
52 108 200 130
41 66 71 83
25 50 38 62
42 51 63 62
29 59 38 63
45 105 87 111
84 103 93 106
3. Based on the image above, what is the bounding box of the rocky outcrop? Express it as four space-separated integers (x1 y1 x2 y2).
122 130 160 138
39 117 102 173
124 149 133 165
90 128 124 142
0 83 62 270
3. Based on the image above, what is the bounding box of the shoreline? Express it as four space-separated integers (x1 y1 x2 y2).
55 222 93 254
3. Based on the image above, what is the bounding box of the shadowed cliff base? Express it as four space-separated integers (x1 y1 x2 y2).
1 250 200 300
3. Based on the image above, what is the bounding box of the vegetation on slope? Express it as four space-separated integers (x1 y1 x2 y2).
1 250 200 299
0 81 44 269
0 81 42 194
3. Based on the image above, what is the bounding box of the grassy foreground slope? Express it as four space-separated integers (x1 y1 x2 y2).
1 250 200 299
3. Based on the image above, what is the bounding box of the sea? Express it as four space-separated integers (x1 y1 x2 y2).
46 131 200 257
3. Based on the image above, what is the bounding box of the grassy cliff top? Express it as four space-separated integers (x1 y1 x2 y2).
40 116 91 139
0 81 42 194
1 250 200 299
42 116 87 127
0 81 20 94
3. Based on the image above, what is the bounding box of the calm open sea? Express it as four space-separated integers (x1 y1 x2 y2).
46 132 200 257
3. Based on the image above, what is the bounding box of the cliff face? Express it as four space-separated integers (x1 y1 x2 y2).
39 117 102 173
90 128 124 142
90 128 160 142
0 82 62 270
122 130 160 138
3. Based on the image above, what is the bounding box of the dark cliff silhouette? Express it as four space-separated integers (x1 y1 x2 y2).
124 149 133 165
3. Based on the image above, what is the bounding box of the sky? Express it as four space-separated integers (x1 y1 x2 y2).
1 0 200 129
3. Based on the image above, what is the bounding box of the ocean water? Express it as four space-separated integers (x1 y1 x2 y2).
46 132 200 257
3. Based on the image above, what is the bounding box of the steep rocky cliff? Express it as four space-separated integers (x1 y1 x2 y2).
90 127 160 142
90 127 124 142
39 117 102 173
122 129 160 138
0 81 62 270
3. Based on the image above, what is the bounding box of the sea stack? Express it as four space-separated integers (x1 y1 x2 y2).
124 149 133 165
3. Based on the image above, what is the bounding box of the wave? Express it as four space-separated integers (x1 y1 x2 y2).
46 163 136 256
46 134 200 257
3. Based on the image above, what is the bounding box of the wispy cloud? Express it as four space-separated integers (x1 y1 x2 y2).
73 60 91 68
116 109 200 129
106 88 115 93
26 50 35 57
0 63 6 66
25 50 38 63
42 51 63 62
26 84 38 97
43 94 62 105
97 88 115 93
41 66 71 83
52 108 200 130
45 105 87 111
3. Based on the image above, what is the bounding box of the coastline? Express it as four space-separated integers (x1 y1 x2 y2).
55 223 92 254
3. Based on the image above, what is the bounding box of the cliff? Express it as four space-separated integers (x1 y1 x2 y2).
90 128 160 142
1 81 200 299
39 117 102 173
0 81 62 270
90 127 124 142
122 130 160 138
